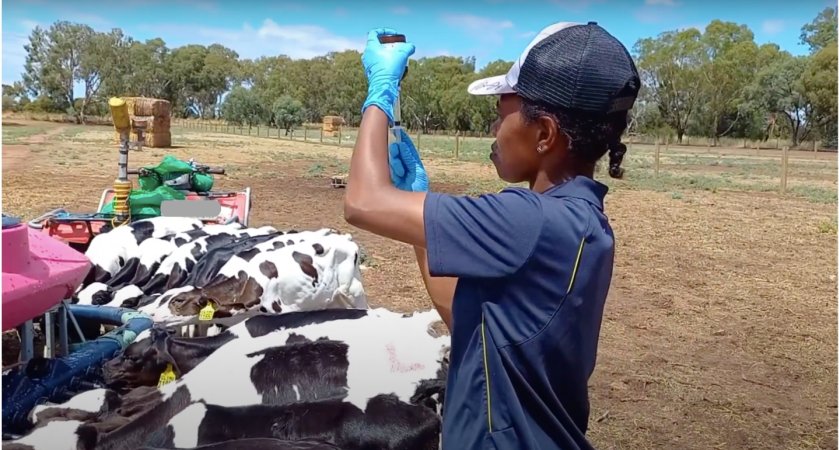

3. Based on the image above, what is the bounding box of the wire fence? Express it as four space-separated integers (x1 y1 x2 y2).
172 118 837 203
171 118 835 160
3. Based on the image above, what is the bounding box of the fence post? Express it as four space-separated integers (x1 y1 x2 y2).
417 132 421 150
654 140 661 177
454 133 460 159
338 126 343 146
780 146 789 194
304 127 308 142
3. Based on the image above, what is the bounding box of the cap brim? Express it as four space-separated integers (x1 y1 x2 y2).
467 75 516 96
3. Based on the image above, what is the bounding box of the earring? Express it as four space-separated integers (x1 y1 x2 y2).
537 144 545 154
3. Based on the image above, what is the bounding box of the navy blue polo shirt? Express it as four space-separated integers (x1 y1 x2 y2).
423 175 614 450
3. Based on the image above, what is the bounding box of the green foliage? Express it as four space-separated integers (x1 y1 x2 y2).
800 7 838 53
11 14 838 149
272 95 304 135
220 86 267 128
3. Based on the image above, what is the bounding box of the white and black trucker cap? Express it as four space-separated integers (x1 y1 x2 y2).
467 21 640 115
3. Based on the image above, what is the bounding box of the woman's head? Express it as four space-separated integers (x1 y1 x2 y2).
467 21 640 188
488 93 629 184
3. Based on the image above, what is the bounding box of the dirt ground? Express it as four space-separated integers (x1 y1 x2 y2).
2 121 837 449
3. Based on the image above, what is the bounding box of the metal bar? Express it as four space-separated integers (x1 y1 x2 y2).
62 299 88 343
44 311 55 358
118 131 130 180
18 320 34 362
58 303 69 357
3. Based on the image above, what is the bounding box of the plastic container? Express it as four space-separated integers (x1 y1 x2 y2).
2 214 91 331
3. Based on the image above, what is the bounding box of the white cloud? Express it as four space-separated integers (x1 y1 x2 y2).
441 13 513 31
762 19 785 35
550 0 606 10
2 20 39 85
440 13 513 44
63 13 112 27
517 31 537 39
391 6 410 15
634 2 682 24
20 19 41 30
415 48 452 59
138 19 363 60
125 0 219 12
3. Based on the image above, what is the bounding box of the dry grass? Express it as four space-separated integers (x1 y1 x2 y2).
2 120 837 450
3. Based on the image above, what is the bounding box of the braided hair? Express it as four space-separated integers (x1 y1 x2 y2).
520 99 628 179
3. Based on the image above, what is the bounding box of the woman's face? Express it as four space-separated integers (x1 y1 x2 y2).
489 94 542 183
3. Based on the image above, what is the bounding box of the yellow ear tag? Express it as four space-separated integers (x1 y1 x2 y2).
157 363 176 387
199 302 216 321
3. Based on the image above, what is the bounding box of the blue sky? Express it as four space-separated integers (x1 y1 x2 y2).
2 0 834 91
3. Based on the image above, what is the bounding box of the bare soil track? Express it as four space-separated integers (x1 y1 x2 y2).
2 122 836 449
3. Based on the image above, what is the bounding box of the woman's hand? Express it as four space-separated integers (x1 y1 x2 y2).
389 128 429 192
361 28 415 124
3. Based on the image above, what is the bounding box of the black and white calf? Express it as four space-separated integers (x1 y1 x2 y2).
158 231 366 320
81 217 204 285
160 393 441 450
101 308 372 391
79 309 450 450
74 222 249 306
134 230 363 321
109 226 279 309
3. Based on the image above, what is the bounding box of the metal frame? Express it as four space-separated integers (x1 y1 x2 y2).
15 299 87 364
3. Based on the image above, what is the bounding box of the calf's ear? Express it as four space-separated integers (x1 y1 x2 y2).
75 424 99 450
148 333 183 377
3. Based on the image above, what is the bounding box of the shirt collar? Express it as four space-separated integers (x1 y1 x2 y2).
541 176 608 209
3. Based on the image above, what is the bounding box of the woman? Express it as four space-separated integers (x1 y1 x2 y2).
345 21 640 450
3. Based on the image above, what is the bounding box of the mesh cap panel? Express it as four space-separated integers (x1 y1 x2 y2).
515 23 640 114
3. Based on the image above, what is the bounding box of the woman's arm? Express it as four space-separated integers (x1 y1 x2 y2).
343 105 456 330
414 246 456 331
343 106 427 248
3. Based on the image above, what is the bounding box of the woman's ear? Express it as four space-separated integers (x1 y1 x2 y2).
534 115 560 153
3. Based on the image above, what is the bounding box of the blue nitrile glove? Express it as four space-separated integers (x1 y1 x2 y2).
388 127 428 192
361 28 416 124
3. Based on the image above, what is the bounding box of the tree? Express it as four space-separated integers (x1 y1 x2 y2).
696 21 759 144
22 21 95 115
272 95 304 135
221 86 267 129
2 82 29 111
746 52 813 146
800 41 838 147
633 28 705 143
116 38 171 99
77 28 133 122
800 7 837 53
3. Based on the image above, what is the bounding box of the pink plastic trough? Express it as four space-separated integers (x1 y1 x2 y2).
2 216 91 331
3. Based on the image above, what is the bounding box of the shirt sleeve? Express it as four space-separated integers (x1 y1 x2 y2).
423 188 544 279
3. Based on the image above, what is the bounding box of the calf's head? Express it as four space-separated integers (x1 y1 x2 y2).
102 326 182 392
168 272 264 317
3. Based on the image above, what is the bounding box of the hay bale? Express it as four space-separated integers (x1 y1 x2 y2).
124 97 137 118
145 131 171 148
133 115 170 133
134 97 171 118
322 116 345 134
